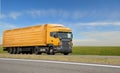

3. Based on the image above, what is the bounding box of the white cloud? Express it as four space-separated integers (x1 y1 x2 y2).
27 9 57 17
26 9 85 19
0 12 22 19
73 11 87 19
75 22 120 26
82 31 120 40
0 14 6 19
9 12 22 19
73 31 120 46
1 9 120 20
28 9 64 17
26 9 120 20
73 39 97 46
0 22 17 29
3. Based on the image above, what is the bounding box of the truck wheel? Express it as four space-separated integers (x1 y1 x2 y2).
47 47 55 55
47 51 50 55
50 48 55 55
63 53 69 55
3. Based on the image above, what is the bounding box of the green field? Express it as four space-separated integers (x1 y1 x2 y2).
0 46 7 53
0 46 120 55
0 46 4 53
72 46 120 56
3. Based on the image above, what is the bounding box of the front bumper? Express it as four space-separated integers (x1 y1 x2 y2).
56 41 72 53
59 47 72 53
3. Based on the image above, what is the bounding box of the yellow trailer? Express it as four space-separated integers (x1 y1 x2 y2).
3 24 73 55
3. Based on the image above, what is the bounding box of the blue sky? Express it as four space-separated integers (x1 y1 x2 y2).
0 0 120 46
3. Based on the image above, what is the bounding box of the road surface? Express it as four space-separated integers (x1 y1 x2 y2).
0 58 120 73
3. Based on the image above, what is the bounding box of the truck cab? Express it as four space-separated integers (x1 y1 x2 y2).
47 24 73 55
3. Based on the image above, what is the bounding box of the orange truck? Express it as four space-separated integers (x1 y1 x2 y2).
3 24 73 55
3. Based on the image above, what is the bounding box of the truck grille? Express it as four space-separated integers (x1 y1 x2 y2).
62 41 69 49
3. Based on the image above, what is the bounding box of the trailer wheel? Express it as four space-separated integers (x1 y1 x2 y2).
29 48 33 54
16 48 20 54
29 51 33 54
13 48 17 54
63 53 69 55
9 48 13 54
8 48 10 53
22 52 25 54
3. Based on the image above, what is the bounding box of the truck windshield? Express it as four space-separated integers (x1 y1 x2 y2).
58 32 72 39
50 32 72 39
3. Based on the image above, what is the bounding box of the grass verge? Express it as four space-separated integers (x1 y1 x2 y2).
0 54 120 65
0 46 6 53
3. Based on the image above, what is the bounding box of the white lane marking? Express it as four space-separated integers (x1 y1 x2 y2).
0 58 120 68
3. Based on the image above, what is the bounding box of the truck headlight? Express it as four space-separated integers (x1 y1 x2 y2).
69 41 73 46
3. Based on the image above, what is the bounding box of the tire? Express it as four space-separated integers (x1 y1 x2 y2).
16 48 20 54
29 51 33 54
47 47 55 55
63 53 69 55
22 52 25 54
13 48 17 54
47 51 50 55
8 48 10 53
50 48 55 55
9 48 13 54
29 49 33 54
34 47 41 55
25 51 29 54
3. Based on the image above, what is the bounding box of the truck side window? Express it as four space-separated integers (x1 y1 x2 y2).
50 32 58 38
50 32 53 37
54 34 58 38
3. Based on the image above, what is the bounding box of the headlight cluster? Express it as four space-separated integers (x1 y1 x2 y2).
69 41 73 46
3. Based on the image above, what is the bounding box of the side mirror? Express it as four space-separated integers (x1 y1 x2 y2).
54 34 58 38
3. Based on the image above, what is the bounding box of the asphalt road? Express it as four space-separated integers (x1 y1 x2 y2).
0 58 120 73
